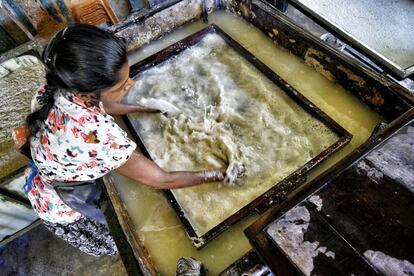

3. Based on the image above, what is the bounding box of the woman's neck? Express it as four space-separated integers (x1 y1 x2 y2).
73 92 106 115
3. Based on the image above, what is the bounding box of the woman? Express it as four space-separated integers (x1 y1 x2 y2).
23 24 226 256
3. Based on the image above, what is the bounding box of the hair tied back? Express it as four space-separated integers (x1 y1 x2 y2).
43 27 69 68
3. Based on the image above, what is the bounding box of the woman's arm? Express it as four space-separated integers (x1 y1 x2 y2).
103 102 159 115
115 151 225 189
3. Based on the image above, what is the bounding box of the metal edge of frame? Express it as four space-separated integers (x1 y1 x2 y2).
109 0 185 33
0 219 42 248
247 0 414 111
102 175 159 275
287 0 414 79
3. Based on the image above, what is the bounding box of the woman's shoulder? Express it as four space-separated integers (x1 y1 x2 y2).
53 91 109 126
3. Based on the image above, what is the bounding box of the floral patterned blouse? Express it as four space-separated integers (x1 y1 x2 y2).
26 89 136 224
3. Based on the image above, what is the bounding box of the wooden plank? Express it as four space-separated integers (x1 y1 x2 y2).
0 25 17 54
102 175 159 275
0 8 30 45
1 0 37 38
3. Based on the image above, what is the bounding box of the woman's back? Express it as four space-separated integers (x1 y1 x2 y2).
27 88 135 225
31 89 135 184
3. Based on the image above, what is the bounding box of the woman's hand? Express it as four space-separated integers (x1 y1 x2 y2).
134 105 160 113
223 161 245 186
116 151 226 189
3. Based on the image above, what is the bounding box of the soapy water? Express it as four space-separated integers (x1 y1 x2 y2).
137 96 245 185
136 96 245 185
124 33 339 235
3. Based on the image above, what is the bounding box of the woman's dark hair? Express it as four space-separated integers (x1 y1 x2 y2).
26 24 127 137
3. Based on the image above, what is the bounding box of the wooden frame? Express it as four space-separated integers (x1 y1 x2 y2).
122 24 352 248
102 175 159 275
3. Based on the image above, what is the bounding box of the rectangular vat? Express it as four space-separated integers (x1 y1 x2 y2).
122 24 351 247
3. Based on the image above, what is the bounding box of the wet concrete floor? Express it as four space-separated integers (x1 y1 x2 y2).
0 224 127 276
